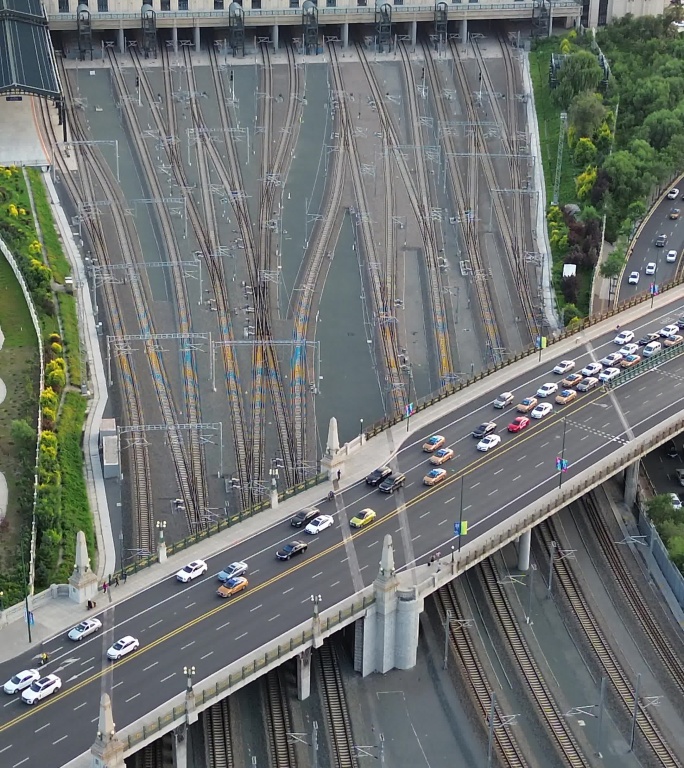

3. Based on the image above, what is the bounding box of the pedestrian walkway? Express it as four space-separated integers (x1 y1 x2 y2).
0 97 50 168
0 325 6 523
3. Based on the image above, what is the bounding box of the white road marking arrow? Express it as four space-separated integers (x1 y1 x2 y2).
52 658 80 674
66 666 94 683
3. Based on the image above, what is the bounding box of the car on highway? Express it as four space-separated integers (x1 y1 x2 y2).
365 466 392 486
628 271 640 285
175 559 208 583
472 421 497 438
669 493 682 511
600 352 623 367
68 617 102 642
530 402 553 419
670 207 680 220
21 674 61 705
290 507 320 527
379 473 406 493
667 187 680 199
350 508 377 528
517 397 538 413
561 372 583 388
599 367 621 383
305 514 334 535
492 391 514 408
664 334 683 348
655 234 668 247
276 541 308 560
645 262 657 275
678 316 684 329
619 343 639 356
659 324 679 338
507 416 530 432
613 330 634 346
423 468 447 486
217 561 248 582
423 435 445 452
217 576 248 599
536 382 558 398
638 332 660 346
430 448 454 465
577 376 599 392
580 362 602 377
665 440 679 459
621 354 641 368
3 669 40 695
555 389 577 405
667 249 678 263
107 636 140 661
643 340 662 357
552 360 575 375
477 434 502 452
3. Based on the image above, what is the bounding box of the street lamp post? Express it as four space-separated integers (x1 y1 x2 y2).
311 594 322 618
359 418 364 443
119 531 124 573
557 417 568 489
0 590 3 612
183 665 196 693
156 520 167 544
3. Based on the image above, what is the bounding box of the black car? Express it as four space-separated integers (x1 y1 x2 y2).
638 333 660 346
666 440 679 459
472 422 496 439
677 316 684 330
290 506 320 527
276 541 308 560
366 466 392 486
378 474 406 494
655 234 668 247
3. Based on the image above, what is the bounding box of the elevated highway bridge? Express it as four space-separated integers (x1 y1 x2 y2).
2 286 684 767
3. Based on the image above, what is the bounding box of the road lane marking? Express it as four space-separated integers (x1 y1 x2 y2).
185 602 196 610
113 682 123 689
125 693 140 703
149 620 163 629
312 571 323 578
282 587 294 594
488 490 498 496
330 581 340 587
73 703 86 711
143 662 158 672
81 657 95 666
35 723 50 733
268 615 280 622
512 475 521 481
235 633 248 641
3 700 18 708
471 482 480 488
540 442 549 448
517 455 526 461
12 758 28 767
160 673 176 683
444 497 455 504
215 621 230 631
53 735 68 745
438 519 448 525
367 540 379 546
494 468 504 475
420 511 431 518
360 565 369 571
536 462 544 467
180 641 195 650
200 652 214 660
0 744 11 753
249 605 262 612
412 534 421 541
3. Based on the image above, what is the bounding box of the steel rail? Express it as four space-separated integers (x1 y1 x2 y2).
204 697 236 768
316 643 357 768
264 669 297 767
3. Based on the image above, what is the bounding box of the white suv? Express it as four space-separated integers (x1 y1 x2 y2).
667 249 678 263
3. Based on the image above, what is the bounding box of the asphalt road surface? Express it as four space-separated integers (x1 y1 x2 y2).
2 299 684 766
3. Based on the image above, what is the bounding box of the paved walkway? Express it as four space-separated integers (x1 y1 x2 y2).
0 325 6 522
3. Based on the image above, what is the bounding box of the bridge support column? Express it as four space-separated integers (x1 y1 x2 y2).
69 530 98 605
158 539 168 563
272 24 279 51
624 460 639 509
460 18 468 45
341 22 349 49
297 648 311 700
194 24 200 53
517 530 531 572
270 487 279 509
410 20 417 47
90 693 125 767
172 24 178 54
173 726 188 768
118 27 125 54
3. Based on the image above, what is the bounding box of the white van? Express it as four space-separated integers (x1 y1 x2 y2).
643 341 662 357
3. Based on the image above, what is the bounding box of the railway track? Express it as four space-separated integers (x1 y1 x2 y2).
538 518 682 767
42 59 153 553
478 558 591 767
436 584 529 768
204 698 236 768
316 644 357 768
264 669 297 768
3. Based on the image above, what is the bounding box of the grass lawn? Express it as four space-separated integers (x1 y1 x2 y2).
0 253 40 568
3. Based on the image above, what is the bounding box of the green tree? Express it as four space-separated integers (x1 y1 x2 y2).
640 109 684 151
573 137 597 168
569 92 606 139
554 51 604 108
563 303 581 326
647 494 679 526
599 248 626 279
11 419 36 453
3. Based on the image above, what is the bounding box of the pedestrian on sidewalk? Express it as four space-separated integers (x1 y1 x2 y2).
337 469 341 481
114 575 120 587
102 581 108 594
122 571 128 584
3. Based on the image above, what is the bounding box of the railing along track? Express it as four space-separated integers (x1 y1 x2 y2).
204 697 236 768
316 644 357 768
264 669 297 768
538 518 682 767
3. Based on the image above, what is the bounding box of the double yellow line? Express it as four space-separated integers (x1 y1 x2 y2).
0 388 610 733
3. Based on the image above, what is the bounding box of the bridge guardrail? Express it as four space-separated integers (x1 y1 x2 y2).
603 342 684 389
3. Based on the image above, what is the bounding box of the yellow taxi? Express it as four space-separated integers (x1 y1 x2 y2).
430 447 454 465
423 468 447 486
517 397 538 413
664 334 683 348
216 576 248 598
423 435 446 452
555 389 577 405
561 372 583 388
620 354 641 368
350 508 376 529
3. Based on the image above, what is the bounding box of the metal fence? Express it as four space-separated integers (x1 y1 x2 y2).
637 509 684 609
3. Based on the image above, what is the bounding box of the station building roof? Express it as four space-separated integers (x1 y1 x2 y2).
0 0 60 99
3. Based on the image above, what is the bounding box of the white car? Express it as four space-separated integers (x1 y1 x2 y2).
68 617 102 641
670 493 682 511
667 249 678 263
536 382 558 398
552 360 575 375
530 402 553 419
613 330 634 345
581 362 602 377
599 367 621 382
667 188 680 199
645 262 657 276
4 669 40 695
217 561 248 582
619 343 639 356
175 559 208 583
305 514 334 535
600 352 623 367
628 271 639 285
660 325 679 338
21 674 61 704
107 636 140 660
477 434 501 452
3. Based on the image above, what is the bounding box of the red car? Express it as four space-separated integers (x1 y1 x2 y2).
508 416 530 433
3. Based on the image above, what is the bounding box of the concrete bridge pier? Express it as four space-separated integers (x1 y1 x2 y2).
341 22 349 49
90 693 125 768
172 24 178 54
194 24 200 53
517 529 531 572
117 27 125 54
624 460 639 508
272 24 279 50
460 18 468 45
173 726 188 768
297 647 312 700
410 20 417 47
